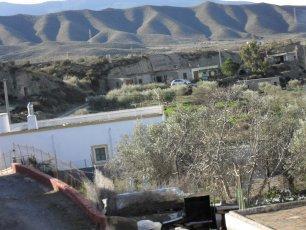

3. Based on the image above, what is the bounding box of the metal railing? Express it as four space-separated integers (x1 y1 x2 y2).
0 144 93 190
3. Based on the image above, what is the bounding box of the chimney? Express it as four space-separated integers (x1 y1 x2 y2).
27 102 38 130
0 113 10 134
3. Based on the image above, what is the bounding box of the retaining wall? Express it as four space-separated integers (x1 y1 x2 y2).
11 163 106 230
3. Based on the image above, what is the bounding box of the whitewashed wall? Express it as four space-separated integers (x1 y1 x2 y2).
0 116 163 169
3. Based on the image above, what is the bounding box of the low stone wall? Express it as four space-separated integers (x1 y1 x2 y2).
11 163 106 230
225 200 306 230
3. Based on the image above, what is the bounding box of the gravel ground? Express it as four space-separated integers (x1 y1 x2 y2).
0 173 96 230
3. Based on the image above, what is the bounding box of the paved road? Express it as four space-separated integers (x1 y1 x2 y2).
0 173 95 230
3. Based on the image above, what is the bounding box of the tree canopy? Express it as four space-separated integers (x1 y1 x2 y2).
110 81 306 204
221 58 240 77
240 41 268 75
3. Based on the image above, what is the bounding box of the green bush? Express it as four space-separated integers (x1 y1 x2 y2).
88 96 118 110
159 88 176 102
171 85 190 96
288 79 302 90
89 83 175 111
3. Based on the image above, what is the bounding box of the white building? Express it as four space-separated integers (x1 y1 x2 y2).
0 105 164 169
266 51 298 65
191 65 221 81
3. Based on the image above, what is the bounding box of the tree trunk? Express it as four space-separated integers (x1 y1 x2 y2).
221 179 232 201
285 174 295 193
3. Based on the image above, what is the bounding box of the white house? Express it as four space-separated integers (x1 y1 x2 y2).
0 105 164 169
191 65 221 81
266 52 298 65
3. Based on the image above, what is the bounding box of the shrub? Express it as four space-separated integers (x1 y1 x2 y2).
159 88 176 102
288 79 302 90
88 96 118 110
221 58 240 77
171 85 190 96
89 83 173 111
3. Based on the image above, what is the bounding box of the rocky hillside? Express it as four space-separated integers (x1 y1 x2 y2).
0 2 305 46
0 61 85 122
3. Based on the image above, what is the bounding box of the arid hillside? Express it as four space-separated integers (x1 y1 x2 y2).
0 2 306 46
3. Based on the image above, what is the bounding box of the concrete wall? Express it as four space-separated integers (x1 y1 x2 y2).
135 74 154 84
239 77 280 90
0 116 163 169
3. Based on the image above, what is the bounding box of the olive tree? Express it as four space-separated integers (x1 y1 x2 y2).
111 82 306 202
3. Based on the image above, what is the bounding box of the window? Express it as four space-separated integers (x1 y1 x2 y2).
92 145 108 163
24 87 29 98
156 76 163 83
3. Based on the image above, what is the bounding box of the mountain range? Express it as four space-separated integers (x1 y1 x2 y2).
0 1 306 46
0 0 253 16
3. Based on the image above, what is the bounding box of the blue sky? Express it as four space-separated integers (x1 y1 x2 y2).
1 0 305 5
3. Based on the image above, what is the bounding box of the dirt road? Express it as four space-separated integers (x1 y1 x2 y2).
0 173 95 230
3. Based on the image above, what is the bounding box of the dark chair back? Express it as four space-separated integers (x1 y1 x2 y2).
184 195 212 222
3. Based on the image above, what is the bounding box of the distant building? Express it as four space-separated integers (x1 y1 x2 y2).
266 46 299 64
191 65 221 81
107 52 237 89
0 105 164 169
266 51 298 65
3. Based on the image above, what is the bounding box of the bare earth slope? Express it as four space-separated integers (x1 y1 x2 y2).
0 173 95 230
0 2 305 46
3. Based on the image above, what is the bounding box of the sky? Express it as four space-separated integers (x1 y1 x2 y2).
1 0 305 5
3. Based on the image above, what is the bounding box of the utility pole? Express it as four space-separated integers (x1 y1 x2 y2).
3 79 11 124
218 49 222 67
294 8 298 25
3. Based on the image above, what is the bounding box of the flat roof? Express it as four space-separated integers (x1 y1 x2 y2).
247 205 306 230
3 106 163 136
268 51 296 57
192 65 219 71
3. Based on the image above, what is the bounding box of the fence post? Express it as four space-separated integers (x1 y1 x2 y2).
2 152 7 169
17 145 22 162
40 150 43 162
54 153 59 179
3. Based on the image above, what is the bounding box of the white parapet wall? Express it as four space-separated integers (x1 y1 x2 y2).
225 200 306 230
0 113 10 134
0 106 164 169
10 106 164 132
225 212 272 230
